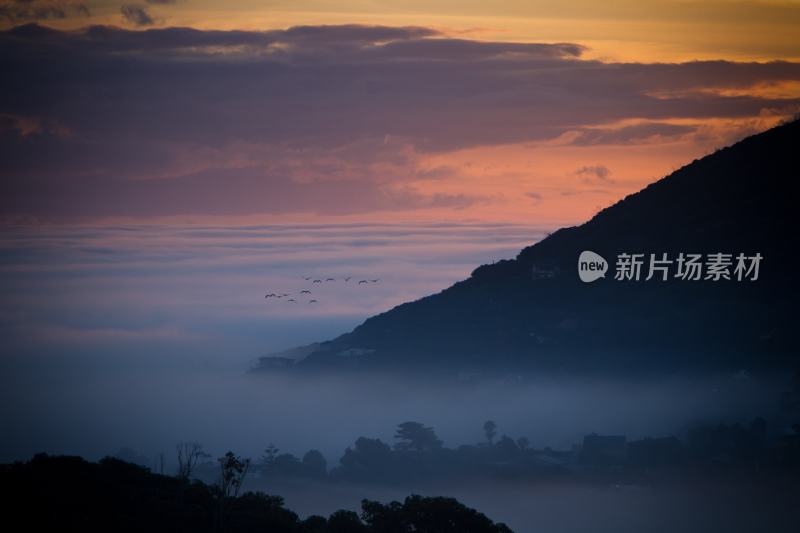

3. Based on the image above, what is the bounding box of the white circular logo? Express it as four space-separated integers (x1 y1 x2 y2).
578 251 608 282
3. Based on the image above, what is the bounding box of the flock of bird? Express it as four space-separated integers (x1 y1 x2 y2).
265 276 380 304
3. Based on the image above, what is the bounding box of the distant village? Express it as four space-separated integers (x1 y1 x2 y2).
117 414 800 487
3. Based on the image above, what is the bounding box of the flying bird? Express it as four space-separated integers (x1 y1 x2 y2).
287 299 296 303
303 276 312 281
300 290 311 294
369 279 380 283
281 293 290 297
344 276 352 282
265 293 276 298
308 299 318 304
358 280 368 284
326 278 335 282
313 279 322 283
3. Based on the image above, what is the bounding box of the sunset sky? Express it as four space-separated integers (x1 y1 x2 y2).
1 0 799 226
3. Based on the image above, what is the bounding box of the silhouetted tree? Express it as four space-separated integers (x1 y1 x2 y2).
327 509 367 533
262 443 279 465
339 437 393 480
301 515 329 533
176 441 208 479
218 451 250 498
269 453 304 477
302 449 328 477
516 437 530 450
362 495 513 533
224 492 300 532
483 421 497 445
394 421 443 452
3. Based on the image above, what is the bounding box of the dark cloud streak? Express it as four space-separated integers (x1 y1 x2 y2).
0 0 89 23
120 5 155 27
575 165 612 182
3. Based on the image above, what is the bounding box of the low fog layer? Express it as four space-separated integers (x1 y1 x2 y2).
0 358 785 465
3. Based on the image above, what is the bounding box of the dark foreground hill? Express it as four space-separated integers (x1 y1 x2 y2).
0 454 512 533
260 120 799 375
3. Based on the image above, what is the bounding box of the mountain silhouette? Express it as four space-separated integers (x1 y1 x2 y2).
263 119 799 374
